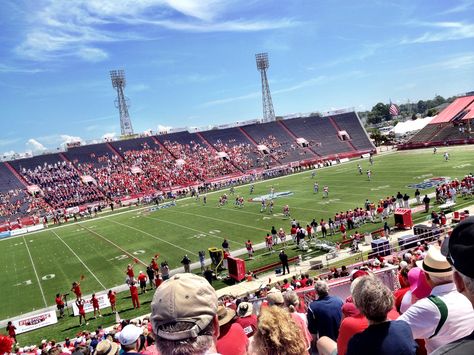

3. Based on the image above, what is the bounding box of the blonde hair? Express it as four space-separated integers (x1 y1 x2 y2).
283 290 300 313
251 306 307 355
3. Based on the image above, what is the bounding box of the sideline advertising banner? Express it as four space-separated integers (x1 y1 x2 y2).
13 310 58 334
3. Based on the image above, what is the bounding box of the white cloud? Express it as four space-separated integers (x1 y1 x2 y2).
15 1 298 62
77 47 109 62
401 21 474 44
59 134 84 147
101 132 117 140
0 137 21 147
26 138 47 152
157 124 172 132
0 63 44 74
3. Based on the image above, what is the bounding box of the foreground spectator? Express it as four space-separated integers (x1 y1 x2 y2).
307 280 343 341
235 302 257 337
434 217 474 354
94 340 119 355
346 276 417 355
317 273 401 355
216 305 248 355
248 306 307 355
150 273 219 355
398 245 474 353
118 324 143 354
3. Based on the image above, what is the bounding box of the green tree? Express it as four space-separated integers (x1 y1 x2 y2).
367 103 391 124
427 108 438 117
417 100 427 114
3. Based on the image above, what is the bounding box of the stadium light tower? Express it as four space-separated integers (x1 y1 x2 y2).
110 69 134 136
255 52 275 123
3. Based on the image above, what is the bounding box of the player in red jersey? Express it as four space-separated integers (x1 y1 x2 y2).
129 281 140 309
90 293 101 318
71 281 81 300
265 233 273 252
6 321 16 343
137 271 148 294
125 264 134 283
151 257 158 272
107 290 117 313
245 240 254 259
75 298 88 326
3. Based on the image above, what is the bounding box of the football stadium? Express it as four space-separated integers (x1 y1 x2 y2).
1 1 474 354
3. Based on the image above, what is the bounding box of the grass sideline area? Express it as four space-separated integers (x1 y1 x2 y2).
3 145 474 344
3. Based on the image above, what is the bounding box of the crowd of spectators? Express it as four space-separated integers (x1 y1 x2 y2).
21 162 104 210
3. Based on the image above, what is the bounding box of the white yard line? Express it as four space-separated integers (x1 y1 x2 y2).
164 209 269 231
22 236 48 307
107 219 196 256
142 215 241 245
79 224 148 266
51 230 107 290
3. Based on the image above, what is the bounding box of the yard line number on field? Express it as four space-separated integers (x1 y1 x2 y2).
51 230 107 290
106 219 196 256
22 236 48 307
79 224 148 266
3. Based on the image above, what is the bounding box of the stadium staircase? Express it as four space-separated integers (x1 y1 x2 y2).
106 143 124 160
195 132 244 173
327 116 358 152
2 161 29 187
278 120 321 157
237 126 282 165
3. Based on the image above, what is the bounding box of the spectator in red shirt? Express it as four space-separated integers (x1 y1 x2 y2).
235 302 257 338
216 306 248 355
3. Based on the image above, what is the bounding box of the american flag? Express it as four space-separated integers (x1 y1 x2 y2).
389 102 399 116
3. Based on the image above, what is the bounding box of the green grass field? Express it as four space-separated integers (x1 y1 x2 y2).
2 146 474 343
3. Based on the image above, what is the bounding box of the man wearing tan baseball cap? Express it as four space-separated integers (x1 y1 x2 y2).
150 273 220 355
398 244 474 353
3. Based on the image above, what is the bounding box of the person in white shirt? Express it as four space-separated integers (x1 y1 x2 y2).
398 245 474 353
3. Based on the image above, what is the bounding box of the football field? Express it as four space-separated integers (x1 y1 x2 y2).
1 146 474 320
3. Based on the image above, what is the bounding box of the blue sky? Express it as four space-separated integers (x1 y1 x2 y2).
1 0 474 156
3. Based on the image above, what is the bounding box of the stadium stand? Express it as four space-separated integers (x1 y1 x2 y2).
240 121 316 163
64 143 121 168
280 115 358 157
330 112 374 151
199 127 275 170
404 95 474 148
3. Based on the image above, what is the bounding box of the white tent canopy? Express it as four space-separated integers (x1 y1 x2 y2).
391 116 435 136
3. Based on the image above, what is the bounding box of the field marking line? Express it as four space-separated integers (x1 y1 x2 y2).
107 219 196 256
22 236 48 307
0 149 399 243
141 215 241 244
50 230 107 290
78 224 148 266
163 209 269 232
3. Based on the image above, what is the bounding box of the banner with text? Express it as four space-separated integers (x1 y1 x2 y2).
13 310 58 334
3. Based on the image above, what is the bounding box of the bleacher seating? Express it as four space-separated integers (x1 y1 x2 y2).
428 124 470 143
109 136 161 154
330 112 374 151
407 123 447 144
200 127 274 170
281 116 352 156
0 163 33 220
64 143 120 168
241 122 316 163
